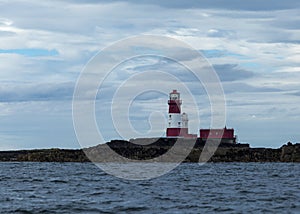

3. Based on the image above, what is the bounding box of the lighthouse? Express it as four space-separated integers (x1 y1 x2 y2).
166 90 196 138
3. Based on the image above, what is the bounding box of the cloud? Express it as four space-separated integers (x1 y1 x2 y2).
207 29 236 38
0 18 13 26
132 91 166 101
223 82 282 94
0 82 74 102
0 30 16 37
67 0 300 11
287 91 300 97
213 64 255 81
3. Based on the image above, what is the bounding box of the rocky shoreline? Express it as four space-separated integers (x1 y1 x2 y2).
0 139 299 162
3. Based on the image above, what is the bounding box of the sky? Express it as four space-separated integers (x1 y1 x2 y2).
0 0 300 150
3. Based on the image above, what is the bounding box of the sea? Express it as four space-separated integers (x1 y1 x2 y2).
0 162 299 213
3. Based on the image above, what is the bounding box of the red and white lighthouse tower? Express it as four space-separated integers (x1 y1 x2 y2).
166 90 197 138
166 90 182 137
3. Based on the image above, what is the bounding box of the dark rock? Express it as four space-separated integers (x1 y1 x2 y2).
0 139 299 162
280 143 300 162
0 149 89 162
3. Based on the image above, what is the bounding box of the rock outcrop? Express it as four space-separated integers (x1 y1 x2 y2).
0 149 89 162
280 142 300 162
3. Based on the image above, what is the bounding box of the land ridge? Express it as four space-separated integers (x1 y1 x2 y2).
0 138 299 162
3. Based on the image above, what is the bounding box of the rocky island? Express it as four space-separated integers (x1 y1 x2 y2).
0 139 299 162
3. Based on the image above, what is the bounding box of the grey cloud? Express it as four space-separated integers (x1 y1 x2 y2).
287 91 300 97
248 38 300 45
226 99 274 107
131 58 202 83
68 0 300 11
0 82 74 102
213 64 255 82
153 0 300 11
0 31 16 37
272 19 300 30
223 82 282 94
133 91 166 101
207 29 236 39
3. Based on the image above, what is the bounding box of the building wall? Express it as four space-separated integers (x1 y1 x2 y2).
200 128 234 139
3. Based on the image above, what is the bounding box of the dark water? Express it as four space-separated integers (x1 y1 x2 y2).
0 162 299 213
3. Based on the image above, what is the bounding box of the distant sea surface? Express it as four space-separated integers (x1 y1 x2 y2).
0 162 299 213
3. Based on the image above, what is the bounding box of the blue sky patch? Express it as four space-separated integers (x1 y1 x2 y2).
201 49 250 59
0 48 59 57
